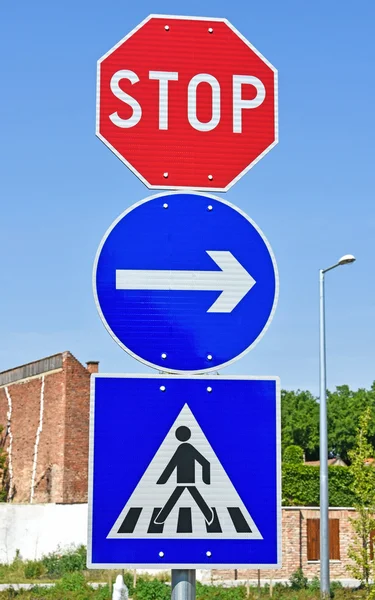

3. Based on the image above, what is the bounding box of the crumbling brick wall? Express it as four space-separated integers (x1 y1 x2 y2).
0 352 97 504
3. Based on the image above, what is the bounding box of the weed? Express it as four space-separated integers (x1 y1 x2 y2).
133 578 170 600
42 546 87 578
196 582 247 599
308 577 320 592
55 572 87 592
24 560 45 580
289 569 308 590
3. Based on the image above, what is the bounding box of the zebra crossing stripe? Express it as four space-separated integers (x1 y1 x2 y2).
205 508 221 533
147 509 164 534
177 508 192 533
228 507 252 533
118 507 142 533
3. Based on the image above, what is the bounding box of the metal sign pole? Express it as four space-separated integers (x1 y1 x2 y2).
171 569 196 600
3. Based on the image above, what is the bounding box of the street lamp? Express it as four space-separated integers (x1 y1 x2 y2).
319 254 356 598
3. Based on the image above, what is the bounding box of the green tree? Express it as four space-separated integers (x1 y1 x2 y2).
283 445 304 464
346 408 375 589
281 383 375 465
328 383 375 463
281 390 319 460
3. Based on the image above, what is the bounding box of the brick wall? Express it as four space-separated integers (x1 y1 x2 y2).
212 507 356 582
62 353 92 503
0 352 95 504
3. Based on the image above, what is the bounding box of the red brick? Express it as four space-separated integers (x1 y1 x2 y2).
0 352 95 504
212 507 357 581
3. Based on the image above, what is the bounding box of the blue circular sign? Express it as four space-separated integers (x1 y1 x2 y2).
94 192 278 373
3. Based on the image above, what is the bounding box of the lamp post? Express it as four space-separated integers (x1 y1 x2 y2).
319 254 356 598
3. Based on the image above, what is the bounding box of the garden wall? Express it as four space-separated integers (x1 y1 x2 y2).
0 503 362 582
0 504 359 585
0 503 87 563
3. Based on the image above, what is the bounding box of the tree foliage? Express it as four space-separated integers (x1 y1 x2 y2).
283 445 304 464
281 390 319 460
328 384 375 463
346 408 375 588
281 383 375 464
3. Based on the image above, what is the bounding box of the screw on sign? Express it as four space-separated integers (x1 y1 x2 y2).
97 15 278 191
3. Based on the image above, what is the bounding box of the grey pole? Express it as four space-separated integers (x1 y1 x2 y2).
319 269 330 599
171 570 196 600
318 254 355 598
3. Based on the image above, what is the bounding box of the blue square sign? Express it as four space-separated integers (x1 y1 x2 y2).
88 374 281 568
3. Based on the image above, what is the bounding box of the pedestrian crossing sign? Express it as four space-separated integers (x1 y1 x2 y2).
88 374 281 568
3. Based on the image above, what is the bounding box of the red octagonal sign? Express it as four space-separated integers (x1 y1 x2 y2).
97 15 278 192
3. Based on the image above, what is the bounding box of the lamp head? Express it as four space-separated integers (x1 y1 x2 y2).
338 254 356 266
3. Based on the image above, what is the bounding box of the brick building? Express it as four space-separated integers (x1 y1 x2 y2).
213 507 357 582
0 352 98 504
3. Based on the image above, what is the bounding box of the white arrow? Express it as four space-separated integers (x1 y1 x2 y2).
115 251 256 313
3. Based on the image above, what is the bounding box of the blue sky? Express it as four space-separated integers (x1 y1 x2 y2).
0 0 374 394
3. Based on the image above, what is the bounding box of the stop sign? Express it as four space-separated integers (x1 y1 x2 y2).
97 15 278 191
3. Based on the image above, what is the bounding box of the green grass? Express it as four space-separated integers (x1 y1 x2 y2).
0 585 370 600
0 550 370 600
0 547 168 586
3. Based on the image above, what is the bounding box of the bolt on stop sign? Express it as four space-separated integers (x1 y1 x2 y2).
97 15 278 192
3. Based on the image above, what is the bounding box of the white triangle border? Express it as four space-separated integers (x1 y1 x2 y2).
107 402 263 540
